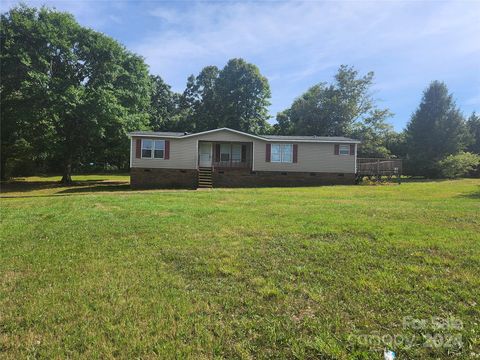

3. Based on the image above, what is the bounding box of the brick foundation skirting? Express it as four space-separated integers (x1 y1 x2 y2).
213 169 355 187
130 167 355 189
130 168 197 189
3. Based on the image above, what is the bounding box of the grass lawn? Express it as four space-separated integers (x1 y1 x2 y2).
1 176 479 359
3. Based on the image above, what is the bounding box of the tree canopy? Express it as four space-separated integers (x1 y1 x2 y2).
405 81 470 176
1 5 151 182
215 59 271 133
273 65 393 157
146 59 272 135
466 112 480 155
177 59 271 134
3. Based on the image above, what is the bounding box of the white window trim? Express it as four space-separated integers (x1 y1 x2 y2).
141 139 165 159
271 143 293 163
339 144 350 156
130 138 133 168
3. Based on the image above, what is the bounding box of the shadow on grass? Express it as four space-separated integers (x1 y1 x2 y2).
58 183 131 194
457 185 480 199
398 177 450 183
0 180 131 197
1 181 63 193
0 180 197 198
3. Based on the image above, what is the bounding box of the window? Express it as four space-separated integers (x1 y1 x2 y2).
339 144 350 155
142 139 165 159
282 144 293 163
271 144 293 163
220 144 230 161
154 140 165 158
141 139 152 158
271 144 281 162
231 144 242 162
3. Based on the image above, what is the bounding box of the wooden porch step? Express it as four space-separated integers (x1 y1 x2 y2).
197 167 213 189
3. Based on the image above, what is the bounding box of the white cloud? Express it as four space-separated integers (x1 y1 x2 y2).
136 1 480 86
131 1 480 128
3 0 479 128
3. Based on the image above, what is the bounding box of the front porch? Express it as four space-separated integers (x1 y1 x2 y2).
198 141 253 170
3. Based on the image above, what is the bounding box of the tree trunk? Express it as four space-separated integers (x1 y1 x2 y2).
0 152 7 181
60 159 73 185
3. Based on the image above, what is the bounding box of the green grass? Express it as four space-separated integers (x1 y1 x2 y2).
1 173 131 197
1 176 479 359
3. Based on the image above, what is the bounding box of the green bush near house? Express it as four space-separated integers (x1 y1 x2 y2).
437 151 480 178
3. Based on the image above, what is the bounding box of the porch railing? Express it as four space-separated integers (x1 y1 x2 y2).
213 159 252 169
357 158 402 176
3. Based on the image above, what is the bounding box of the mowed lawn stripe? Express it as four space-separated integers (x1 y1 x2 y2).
1 179 479 358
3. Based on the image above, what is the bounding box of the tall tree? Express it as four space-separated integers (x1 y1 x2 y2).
148 75 178 131
273 110 294 135
405 81 469 176
148 75 193 133
0 5 54 178
350 111 394 157
1 5 151 182
385 131 408 159
182 59 271 134
189 66 221 131
467 112 480 154
275 65 393 156
215 59 271 134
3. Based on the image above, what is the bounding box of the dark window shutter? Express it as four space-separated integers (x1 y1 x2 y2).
164 140 170 159
334 144 339 155
215 143 221 162
293 144 298 163
136 139 142 158
266 143 271 162
241 144 247 162
350 144 355 156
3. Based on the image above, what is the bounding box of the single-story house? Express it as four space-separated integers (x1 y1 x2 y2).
128 127 360 189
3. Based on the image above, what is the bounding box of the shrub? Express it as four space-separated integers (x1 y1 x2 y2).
436 152 480 178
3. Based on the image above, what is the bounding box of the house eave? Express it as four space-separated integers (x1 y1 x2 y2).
128 127 361 143
128 134 182 139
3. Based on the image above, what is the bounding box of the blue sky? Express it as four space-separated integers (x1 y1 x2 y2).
2 1 479 131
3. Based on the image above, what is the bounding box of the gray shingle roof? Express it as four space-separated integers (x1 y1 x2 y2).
129 131 187 137
128 128 360 143
261 135 356 142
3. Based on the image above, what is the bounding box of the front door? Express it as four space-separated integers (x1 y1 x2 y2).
199 142 212 167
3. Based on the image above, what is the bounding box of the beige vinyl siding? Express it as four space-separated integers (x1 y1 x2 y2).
131 137 198 169
131 129 356 173
130 130 257 169
253 141 355 173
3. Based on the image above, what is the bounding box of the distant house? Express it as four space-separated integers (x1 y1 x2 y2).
128 127 360 189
